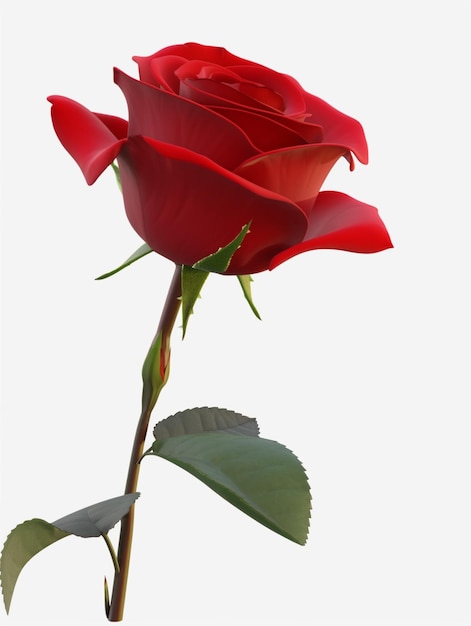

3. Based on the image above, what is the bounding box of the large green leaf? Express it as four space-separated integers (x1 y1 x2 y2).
153 406 259 440
151 433 311 545
0 519 70 613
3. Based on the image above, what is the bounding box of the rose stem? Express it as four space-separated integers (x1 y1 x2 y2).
107 264 182 622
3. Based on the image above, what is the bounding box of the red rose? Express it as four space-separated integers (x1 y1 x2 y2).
48 43 392 275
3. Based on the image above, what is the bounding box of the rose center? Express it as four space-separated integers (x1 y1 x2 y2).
226 81 284 111
177 61 285 111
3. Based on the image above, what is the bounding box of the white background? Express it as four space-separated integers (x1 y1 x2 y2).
1 2 470 625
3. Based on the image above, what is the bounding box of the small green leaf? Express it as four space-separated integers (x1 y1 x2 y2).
95 243 153 280
153 406 259 440
181 265 209 338
151 433 311 545
52 493 140 538
0 494 140 613
0 519 70 614
237 275 261 319
192 222 251 273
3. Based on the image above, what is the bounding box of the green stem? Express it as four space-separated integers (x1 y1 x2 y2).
107 264 182 622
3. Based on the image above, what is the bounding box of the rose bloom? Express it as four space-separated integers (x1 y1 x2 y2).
48 43 392 275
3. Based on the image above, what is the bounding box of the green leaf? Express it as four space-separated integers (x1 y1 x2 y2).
151 433 311 545
237 275 261 319
52 493 140 538
192 222 251 273
95 243 153 280
0 494 140 613
0 519 70 614
181 265 209 338
153 406 259 440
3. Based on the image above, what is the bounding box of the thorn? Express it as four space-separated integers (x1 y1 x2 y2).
104 576 110 617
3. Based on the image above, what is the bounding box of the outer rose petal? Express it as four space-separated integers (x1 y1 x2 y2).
94 113 128 140
114 69 258 169
48 96 127 184
269 191 393 269
303 91 369 165
117 136 307 275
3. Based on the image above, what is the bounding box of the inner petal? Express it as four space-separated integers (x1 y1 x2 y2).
235 145 348 215
176 60 285 112
234 82 284 110
230 65 306 116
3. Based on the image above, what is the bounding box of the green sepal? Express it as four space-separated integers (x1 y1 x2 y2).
192 222 251 274
237 275 261 319
181 265 209 338
111 162 122 192
150 432 311 545
0 519 70 614
95 243 153 280
141 331 166 414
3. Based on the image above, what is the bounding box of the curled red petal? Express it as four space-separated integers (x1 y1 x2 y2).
48 96 126 184
230 65 306 117
234 145 348 216
117 136 307 275
94 113 128 140
269 191 393 269
114 68 258 169
303 92 369 165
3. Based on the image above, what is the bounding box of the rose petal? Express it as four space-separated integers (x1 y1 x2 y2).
231 65 307 117
179 76 280 112
117 136 307 275
269 191 393 269
163 42 261 66
213 107 324 145
133 43 260 86
175 60 245 83
115 69 258 169
234 145 348 215
303 91 369 165
94 113 128 140
210 107 315 151
48 96 126 184
147 55 187 91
